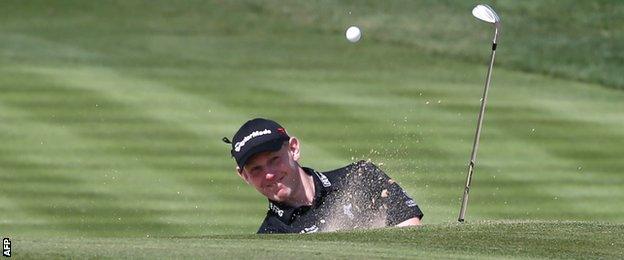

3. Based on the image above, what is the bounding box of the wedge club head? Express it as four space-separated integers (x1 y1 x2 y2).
472 4 501 43
472 4 500 25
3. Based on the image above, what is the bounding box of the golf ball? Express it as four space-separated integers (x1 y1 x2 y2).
345 26 361 43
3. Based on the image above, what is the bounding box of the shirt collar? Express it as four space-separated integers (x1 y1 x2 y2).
267 166 334 221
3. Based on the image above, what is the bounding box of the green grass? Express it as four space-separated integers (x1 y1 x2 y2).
1 0 624 258
16 221 624 259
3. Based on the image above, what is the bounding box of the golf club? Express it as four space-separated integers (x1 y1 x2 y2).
458 4 501 222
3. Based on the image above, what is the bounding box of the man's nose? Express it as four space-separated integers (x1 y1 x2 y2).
265 172 276 181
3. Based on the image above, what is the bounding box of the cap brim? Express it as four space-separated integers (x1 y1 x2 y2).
237 138 287 169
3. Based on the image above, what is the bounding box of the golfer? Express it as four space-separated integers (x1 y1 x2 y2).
224 118 423 233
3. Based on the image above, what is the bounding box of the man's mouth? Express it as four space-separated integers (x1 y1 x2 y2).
275 176 285 186
265 176 285 189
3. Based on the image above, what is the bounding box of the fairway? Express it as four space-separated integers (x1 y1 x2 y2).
1 1 624 258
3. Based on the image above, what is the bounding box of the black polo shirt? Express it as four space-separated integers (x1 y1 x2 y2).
257 160 424 234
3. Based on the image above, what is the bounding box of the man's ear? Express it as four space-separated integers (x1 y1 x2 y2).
237 166 250 184
289 137 301 161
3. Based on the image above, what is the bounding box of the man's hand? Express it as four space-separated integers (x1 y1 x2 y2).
396 217 421 227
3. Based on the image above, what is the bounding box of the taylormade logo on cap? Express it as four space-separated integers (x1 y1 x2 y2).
234 129 272 152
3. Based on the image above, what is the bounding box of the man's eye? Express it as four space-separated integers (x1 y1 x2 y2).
270 156 280 164
250 168 262 175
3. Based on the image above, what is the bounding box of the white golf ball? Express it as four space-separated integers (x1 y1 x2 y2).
345 26 361 43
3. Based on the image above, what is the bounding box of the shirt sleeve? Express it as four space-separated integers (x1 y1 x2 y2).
357 161 424 226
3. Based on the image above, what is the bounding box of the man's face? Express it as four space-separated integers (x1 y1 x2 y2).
238 138 302 202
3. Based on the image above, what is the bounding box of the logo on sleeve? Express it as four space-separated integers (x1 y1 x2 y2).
401 189 418 207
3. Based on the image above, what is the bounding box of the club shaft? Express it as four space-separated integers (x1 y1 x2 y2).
458 36 497 222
